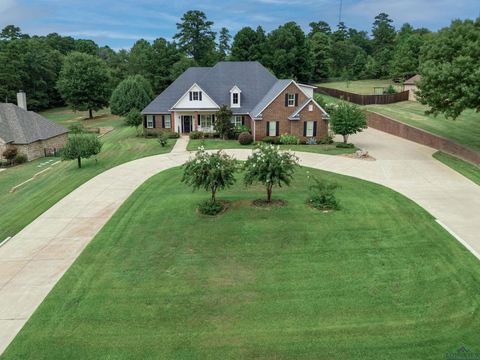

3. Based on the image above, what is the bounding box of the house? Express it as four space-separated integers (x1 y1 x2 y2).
404 75 421 101
0 92 68 161
142 61 329 141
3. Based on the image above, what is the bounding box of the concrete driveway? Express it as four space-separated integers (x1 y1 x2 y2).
0 129 479 354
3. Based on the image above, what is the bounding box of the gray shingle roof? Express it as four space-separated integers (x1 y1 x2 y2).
142 61 279 115
0 103 68 145
250 79 292 118
404 74 421 85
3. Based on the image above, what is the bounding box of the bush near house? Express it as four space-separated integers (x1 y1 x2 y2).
238 132 253 145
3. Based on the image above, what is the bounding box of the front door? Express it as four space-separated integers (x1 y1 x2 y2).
182 116 192 133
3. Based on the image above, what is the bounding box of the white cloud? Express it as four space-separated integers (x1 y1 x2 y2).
63 30 156 41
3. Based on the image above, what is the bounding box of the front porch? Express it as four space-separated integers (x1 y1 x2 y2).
173 111 216 134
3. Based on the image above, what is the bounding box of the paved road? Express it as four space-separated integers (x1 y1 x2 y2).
0 130 479 354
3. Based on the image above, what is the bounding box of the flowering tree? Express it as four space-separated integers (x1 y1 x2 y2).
181 147 237 204
244 144 299 203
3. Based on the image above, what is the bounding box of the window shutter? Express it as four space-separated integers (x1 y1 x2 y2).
313 121 317 137
162 115 165 128
276 121 279 136
152 115 156 128
199 92 202 101
266 121 269 136
189 92 192 101
197 115 200 125
143 115 147 128
241 116 245 126
295 93 299 106
285 94 288 107
303 121 307 136
212 114 215 123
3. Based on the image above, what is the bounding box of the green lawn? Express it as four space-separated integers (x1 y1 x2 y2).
0 108 175 241
4 166 480 359
433 151 480 185
318 79 400 94
187 139 358 155
365 101 480 153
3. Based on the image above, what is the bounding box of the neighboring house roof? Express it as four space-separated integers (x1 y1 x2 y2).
0 103 68 145
405 74 421 85
142 61 279 115
288 98 329 120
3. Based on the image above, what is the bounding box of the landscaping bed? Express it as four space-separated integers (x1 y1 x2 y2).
4 166 480 359
187 139 358 155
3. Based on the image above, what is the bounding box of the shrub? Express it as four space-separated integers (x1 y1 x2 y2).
318 132 334 144
0 160 8 167
306 137 317 145
308 176 339 210
335 142 355 148
168 132 180 139
238 132 253 145
2 147 17 163
14 154 27 164
236 125 250 134
68 123 86 134
279 133 299 145
189 131 204 139
198 200 224 216
384 85 397 94
262 136 278 144
158 132 169 147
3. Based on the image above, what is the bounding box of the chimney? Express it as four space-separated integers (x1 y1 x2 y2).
17 91 27 110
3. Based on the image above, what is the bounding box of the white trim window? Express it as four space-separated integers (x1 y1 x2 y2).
164 114 171 129
200 114 213 129
306 121 314 137
232 93 239 106
190 91 202 101
146 115 154 129
268 121 277 137
231 115 243 127
287 93 295 107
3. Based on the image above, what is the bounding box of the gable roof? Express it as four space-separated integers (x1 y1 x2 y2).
288 98 329 120
0 103 68 145
249 79 292 119
405 74 421 85
142 61 278 114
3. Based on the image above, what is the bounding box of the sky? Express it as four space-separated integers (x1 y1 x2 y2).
0 0 479 50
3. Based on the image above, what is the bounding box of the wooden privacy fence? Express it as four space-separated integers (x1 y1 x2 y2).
367 111 480 165
315 86 409 105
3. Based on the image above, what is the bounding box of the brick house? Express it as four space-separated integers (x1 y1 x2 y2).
0 93 68 161
142 61 329 141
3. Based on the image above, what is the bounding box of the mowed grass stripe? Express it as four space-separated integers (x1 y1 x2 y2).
3 167 480 359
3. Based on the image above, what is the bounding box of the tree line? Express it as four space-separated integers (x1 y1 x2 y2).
0 12 478 118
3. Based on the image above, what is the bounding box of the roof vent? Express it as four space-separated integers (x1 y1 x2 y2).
17 91 27 110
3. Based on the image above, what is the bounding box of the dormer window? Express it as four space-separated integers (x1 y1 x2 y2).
230 85 241 108
189 91 202 101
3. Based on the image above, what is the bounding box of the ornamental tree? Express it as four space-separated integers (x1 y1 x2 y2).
62 134 102 168
124 108 143 135
329 101 367 143
181 148 237 204
244 144 299 203
214 105 233 140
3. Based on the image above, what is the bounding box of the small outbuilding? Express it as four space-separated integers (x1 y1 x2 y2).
404 75 421 101
0 92 68 161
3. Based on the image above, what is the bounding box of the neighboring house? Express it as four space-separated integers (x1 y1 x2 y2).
142 61 329 141
404 75 421 101
0 93 68 161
